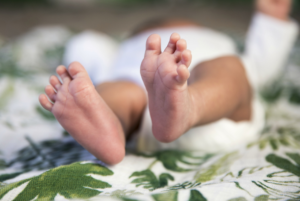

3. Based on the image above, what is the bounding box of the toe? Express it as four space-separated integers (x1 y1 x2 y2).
176 64 190 84
68 61 91 80
56 65 72 83
174 39 187 61
45 85 56 102
50 75 62 91
39 94 53 111
164 33 180 54
179 49 192 68
145 34 161 56
175 39 187 52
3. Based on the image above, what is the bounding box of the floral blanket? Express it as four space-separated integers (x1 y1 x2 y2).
0 27 300 201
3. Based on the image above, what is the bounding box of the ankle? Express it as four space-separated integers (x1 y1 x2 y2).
187 87 204 128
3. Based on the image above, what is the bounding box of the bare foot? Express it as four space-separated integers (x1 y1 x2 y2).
39 62 125 165
141 33 194 142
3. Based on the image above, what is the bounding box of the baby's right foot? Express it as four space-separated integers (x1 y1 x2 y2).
141 33 194 142
39 62 125 165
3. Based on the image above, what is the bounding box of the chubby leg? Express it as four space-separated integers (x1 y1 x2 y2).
39 62 127 165
95 81 147 136
141 33 252 143
188 56 252 126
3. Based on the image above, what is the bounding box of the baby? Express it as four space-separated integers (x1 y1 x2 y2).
39 0 298 165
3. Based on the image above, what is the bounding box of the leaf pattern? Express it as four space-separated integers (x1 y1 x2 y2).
139 150 212 172
266 153 300 177
0 162 113 200
130 169 174 190
189 190 207 201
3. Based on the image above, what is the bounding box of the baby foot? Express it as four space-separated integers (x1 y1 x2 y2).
39 62 125 165
141 33 194 142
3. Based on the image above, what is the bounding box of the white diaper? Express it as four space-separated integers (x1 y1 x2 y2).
137 97 265 153
110 26 237 88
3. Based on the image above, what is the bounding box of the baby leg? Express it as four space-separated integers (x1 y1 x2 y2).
188 56 252 126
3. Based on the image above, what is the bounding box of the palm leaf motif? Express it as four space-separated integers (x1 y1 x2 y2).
152 190 178 201
0 162 113 200
248 126 300 151
129 169 174 191
249 153 300 200
168 181 201 191
152 189 207 201
266 153 300 177
189 189 207 201
140 150 212 172
195 152 239 183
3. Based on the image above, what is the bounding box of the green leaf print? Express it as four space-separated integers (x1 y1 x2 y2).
152 190 178 201
285 153 300 166
269 139 278 150
266 153 300 177
289 87 300 105
0 81 14 110
195 152 238 183
189 189 207 201
254 195 269 201
228 197 247 201
0 172 25 182
0 162 113 200
103 189 142 200
140 150 212 172
121 198 139 201
168 181 202 191
260 82 282 103
251 153 300 200
130 169 174 191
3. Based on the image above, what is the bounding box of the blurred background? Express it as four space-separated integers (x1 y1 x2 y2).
0 0 299 40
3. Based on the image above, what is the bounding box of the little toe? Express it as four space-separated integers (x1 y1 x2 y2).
164 33 180 54
179 49 192 68
56 65 72 83
50 75 62 91
39 94 53 111
68 61 91 80
176 64 190 84
145 34 161 56
174 39 187 61
45 85 56 102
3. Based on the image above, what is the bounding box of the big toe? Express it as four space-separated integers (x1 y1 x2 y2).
68 61 90 80
145 34 161 56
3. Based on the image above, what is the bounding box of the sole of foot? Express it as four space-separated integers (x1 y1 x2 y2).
141 33 194 142
39 62 125 165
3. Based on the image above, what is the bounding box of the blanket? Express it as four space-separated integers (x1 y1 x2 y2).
0 26 300 201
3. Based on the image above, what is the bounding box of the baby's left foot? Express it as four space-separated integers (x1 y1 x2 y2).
141 33 194 142
39 62 125 165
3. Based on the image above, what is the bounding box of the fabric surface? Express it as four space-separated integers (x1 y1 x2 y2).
0 24 300 201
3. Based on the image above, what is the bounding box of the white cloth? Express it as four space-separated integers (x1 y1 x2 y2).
242 12 299 90
63 13 299 153
63 30 118 85
111 26 237 87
